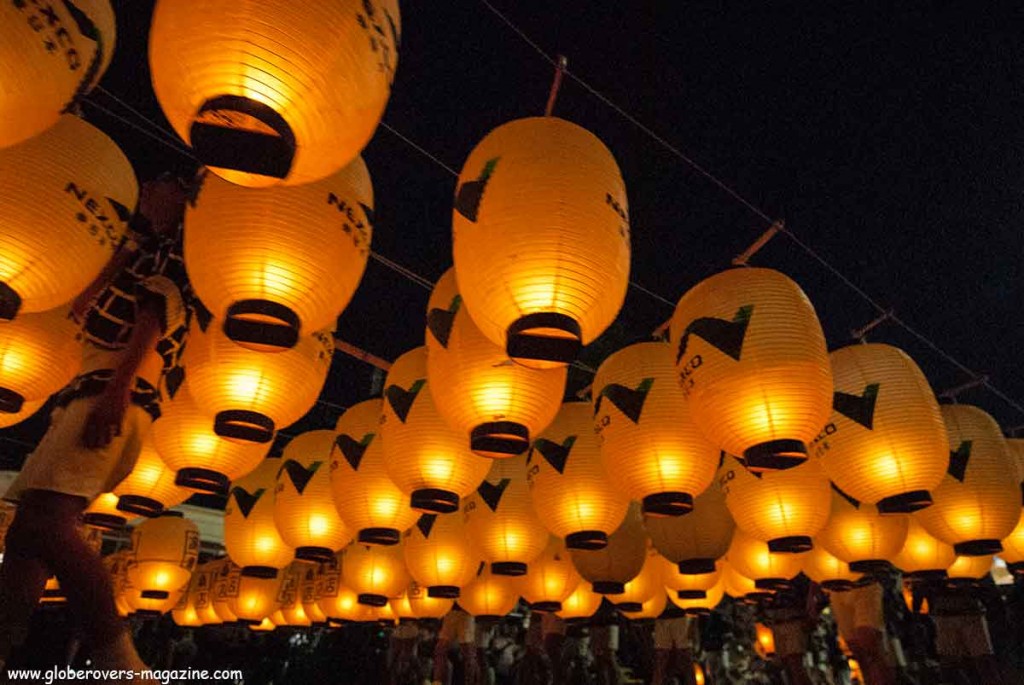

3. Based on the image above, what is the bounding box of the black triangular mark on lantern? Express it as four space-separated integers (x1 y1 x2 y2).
416 514 437 539
831 482 861 509
531 436 577 474
193 298 214 333
593 378 655 423
427 295 462 349
334 433 376 470
230 487 265 518
60 0 103 113
279 460 323 495
454 157 500 222
385 379 426 423
105 197 133 223
675 305 754 364
948 440 973 482
476 560 487 577
833 384 880 430
163 366 185 400
477 478 512 512
359 202 376 229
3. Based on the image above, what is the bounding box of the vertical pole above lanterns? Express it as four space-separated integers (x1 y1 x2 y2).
545 56 569 117
850 309 895 344
731 220 784 267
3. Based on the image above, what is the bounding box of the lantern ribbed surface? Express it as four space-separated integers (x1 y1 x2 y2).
670 268 832 471
593 341 719 517
458 563 520 618
726 529 805 590
452 117 630 369
613 543 664 612
149 0 400 188
891 517 956 578
644 484 735 574
0 399 45 430
1000 511 1024 574
659 557 721 598
527 402 630 550
274 430 353 562
275 562 313 626
390 582 455 620
0 0 116 148
300 562 328 624
0 114 137 317
316 553 366 621
463 453 548 575
718 453 831 553
380 347 491 513
180 563 220 626
127 513 198 601
556 583 604 621
946 555 992 581
184 324 334 444
815 487 908 571
230 573 284 624
342 540 411 607
402 513 478 599
426 269 565 458
800 545 861 590
915 405 1020 556
569 503 647 596
113 437 190 517
720 561 768 600
185 157 373 346
0 307 81 413
83 492 129 531
520 536 580 612
330 398 419 545
818 344 948 512
630 590 669 620
224 459 295 574
211 559 241 623
152 386 273 494
667 577 725 614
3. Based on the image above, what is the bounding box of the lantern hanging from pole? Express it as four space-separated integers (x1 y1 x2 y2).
720 561 772 602
341 540 411 608
0 114 137 319
915 405 1019 556
380 346 491 513
667 577 725 615
224 459 295 577
670 268 832 471
0 307 81 414
127 512 199 608
229 572 285 625
659 557 721 601
946 555 993 584
463 453 548 576
555 582 604 622
274 429 353 562
593 341 719 517
83 492 129 530
520 536 580 613
726 529 805 591
527 402 630 550
185 157 374 348
718 453 831 553
457 562 520 619
1000 511 1024 576
113 437 191 517
402 512 478 599
569 502 647 597
452 117 631 369
818 343 949 513
644 483 735 574
627 590 669 620
800 544 861 591
611 541 664 613
425 268 566 457
891 517 956 580
330 398 419 545
148 0 401 188
815 485 908 573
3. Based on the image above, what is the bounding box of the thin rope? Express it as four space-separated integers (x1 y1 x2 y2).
94 86 194 153
81 98 198 160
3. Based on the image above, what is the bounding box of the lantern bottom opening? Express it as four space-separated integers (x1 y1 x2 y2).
877 490 932 514
592 581 625 595
83 512 126 531
224 299 301 350
214 410 275 444
566 530 608 551
849 559 892 574
530 601 562 613
767 536 813 554
357 593 387 607
0 282 21 321
295 546 336 563
820 580 856 592
615 601 643 613
189 95 296 180
642 492 694 517
116 495 164 518
677 558 717 575
0 387 25 414
491 561 527 576
327 619 349 629
903 570 948 581
410 488 460 514
358 527 401 546
754 577 791 591
175 468 230 496
471 422 530 458
953 539 1002 556
506 313 582 368
742 440 807 472
240 566 279 580
427 585 460 599
140 590 171 600
676 590 707 600
235 618 263 627
134 610 163 620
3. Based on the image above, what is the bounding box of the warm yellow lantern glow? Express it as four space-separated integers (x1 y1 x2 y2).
390 582 455 621
425 268 566 457
211 559 241 623
555 582 604 621
127 512 199 610
330 398 419 545
0 307 81 414
947 555 993 582
594 341 719 516
342 541 411 608
149 0 400 188
184 324 334 444
801 544 861 591
718 453 831 553
612 542 665 613
0 398 45 430
230 573 284 624
527 402 630 550
626 590 669 620
891 517 956 579
300 562 329 624
224 459 295 575
40 576 66 606
816 486 908 573
818 344 948 512
402 512 478 599
570 503 647 597
178 562 220 626
0 114 137 318
274 429 353 562
274 562 313 627
645 484 735 574
458 562 520 618
726 529 804 591
249 617 277 632
520 536 580 612
104 552 133 616
113 437 190 517
1000 510 1024 576
670 268 832 471
83 492 130 530
452 117 631 369
754 623 776 658
380 347 490 513
667 577 725 614
659 557 722 600
915 405 1020 556
720 561 771 601
463 453 548 576
694 664 706 685
316 553 368 621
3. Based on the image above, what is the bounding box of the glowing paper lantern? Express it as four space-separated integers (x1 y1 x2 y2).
380 347 490 513
0 307 81 414
947 555 993 582
316 553 367 621
718 453 831 552
694 664 707 685
915 405 1019 555
274 429 353 562
659 557 721 600
527 402 630 550
815 486 908 573
230 573 284 624
425 268 565 457
179 562 220 626
184 324 334 443
127 512 199 609
224 459 295 576
149 0 400 187
670 268 832 471
0 114 137 318
342 540 410 608
593 341 719 516
667 577 725 614
249 617 277 632
891 517 956 580
570 503 647 596
754 623 776 658
463 453 548 576
1000 511 1024 575
611 541 664 612
403 513 478 599
211 559 242 623
275 562 313 626
801 545 861 591
452 117 630 368
645 484 735 574
391 582 455 621
185 157 373 348
113 437 190 517
83 492 129 530
300 562 328 624
556 582 604 621
627 590 668 620
520 536 580 612
170 590 203 628
726 529 804 591
152 386 272 494
105 552 133 616
458 562 520 618
330 398 419 545
817 344 948 512
720 561 771 602
0 398 45 430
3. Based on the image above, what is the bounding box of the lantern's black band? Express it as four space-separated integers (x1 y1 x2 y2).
191 95 296 179
357 593 387 608
428 585 460 599
491 561 527 577
768 536 813 554
954 539 1002 556
754 578 790 591
506 313 582 365
677 558 717 575
175 468 230 495
296 546 335 563
224 300 301 350
742 440 807 471
849 559 891 575
116 495 164 518
411 488 460 514
0 387 25 414
820 580 856 592
236 618 262 627
141 590 170 600
903 569 947 581
214 410 275 444
877 490 932 514
82 512 125 530
240 566 279 580
471 422 529 457
158 510 184 518
615 602 642 613
134 610 162 619
529 601 561 612
565 530 608 551
358 527 400 546
676 590 707 600
0 282 21 321
642 492 693 517
592 581 625 595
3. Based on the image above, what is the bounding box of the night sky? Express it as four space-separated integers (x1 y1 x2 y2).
2 2 1022 470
